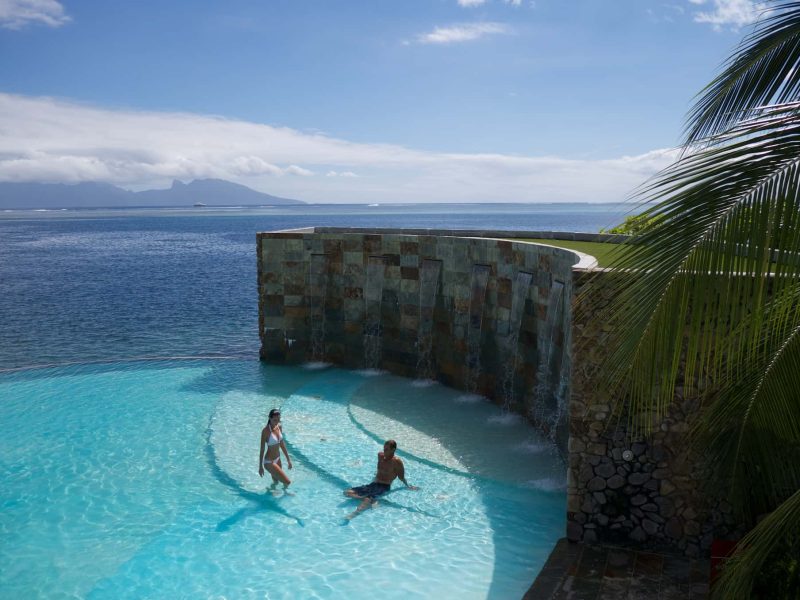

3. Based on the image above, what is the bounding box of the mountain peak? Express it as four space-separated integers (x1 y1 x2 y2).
0 179 305 208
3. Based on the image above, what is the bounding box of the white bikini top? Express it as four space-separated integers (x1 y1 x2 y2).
267 425 282 447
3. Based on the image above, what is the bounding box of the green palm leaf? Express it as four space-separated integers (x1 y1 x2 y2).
592 4 800 596
686 1 800 144
591 106 800 434
712 489 800 599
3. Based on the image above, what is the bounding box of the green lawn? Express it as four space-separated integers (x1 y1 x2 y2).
515 238 627 267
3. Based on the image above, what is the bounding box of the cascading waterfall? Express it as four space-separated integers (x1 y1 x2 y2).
416 259 442 381
501 271 533 412
533 280 566 441
363 256 387 370
466 264 491 394
308 254 329 362
550 281 572 445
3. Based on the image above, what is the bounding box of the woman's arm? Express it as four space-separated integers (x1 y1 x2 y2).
279 429 293 469
258 428 267 476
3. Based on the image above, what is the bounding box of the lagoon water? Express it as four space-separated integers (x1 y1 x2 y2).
0 203 630 369
0 203 627 599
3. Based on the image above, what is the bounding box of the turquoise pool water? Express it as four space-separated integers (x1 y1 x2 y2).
0 360 565 599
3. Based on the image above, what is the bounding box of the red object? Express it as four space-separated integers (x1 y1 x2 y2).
710 539 738 583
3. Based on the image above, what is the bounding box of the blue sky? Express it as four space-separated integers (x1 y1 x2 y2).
0 0 764 203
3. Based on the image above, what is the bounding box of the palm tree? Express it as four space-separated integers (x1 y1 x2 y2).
594 2 800 597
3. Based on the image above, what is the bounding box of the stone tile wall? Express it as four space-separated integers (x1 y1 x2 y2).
257 228 580 450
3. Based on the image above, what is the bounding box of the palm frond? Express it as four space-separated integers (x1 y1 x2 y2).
686 1 800 144
712 489 800 599
699 316 800 517
590 3 800 595
587 107 800 436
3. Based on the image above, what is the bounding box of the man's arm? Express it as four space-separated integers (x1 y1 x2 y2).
395 459 419 490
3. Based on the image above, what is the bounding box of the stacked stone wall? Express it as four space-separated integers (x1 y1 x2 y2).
567 270 742 557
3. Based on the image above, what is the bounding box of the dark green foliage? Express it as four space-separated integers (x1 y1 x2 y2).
601 213 664 235
591 3 800 597
752 535 800 599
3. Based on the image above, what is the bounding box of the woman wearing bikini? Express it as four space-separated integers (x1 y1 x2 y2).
258 408 293 492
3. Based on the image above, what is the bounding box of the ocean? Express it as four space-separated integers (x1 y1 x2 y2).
0 203 633 369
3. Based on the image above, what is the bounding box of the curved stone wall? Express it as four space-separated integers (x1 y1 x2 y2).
257 227 734 557
257 227 583 451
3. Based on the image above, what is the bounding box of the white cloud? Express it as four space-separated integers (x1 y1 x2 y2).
285 165 314 177
0 93 676 203
691 0 766 29
0 0 70 29
648 4 687 23
416 22 510 45
458 0 486 6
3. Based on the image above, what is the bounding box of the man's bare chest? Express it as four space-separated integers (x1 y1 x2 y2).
376 458 396 477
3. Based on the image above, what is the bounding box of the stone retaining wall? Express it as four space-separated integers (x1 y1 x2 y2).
567 270 742 557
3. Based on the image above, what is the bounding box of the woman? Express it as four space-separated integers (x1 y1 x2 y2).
258 408 293 492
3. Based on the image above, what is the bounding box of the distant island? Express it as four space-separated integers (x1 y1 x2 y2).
0 179 305 209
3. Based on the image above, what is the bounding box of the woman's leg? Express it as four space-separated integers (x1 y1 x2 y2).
265 462 291 486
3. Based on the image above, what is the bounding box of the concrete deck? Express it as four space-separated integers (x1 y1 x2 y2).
524 539 710 599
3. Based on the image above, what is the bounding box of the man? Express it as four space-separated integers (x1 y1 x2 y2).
344 439 418 518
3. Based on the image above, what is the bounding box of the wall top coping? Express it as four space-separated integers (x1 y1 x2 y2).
259 226 601 270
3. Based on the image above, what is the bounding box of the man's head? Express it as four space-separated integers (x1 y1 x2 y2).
383 439 397 457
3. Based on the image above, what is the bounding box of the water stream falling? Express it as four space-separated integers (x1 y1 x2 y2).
550 281 572 446
534 281 568 440
308 254 329 362
533 280 566 441
416 259 443 381
466 264 491 394
363 256 387 370
501 271 534 412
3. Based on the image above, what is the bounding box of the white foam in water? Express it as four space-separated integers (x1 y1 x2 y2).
302 361 332 370
454 393 484 403
410 378 437 388
487 412 522 426
522 477 567 492
513 440 551 454
355 368 386 377
292 393 324 402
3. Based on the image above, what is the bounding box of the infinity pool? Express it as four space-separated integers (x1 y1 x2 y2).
0 360 565 599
